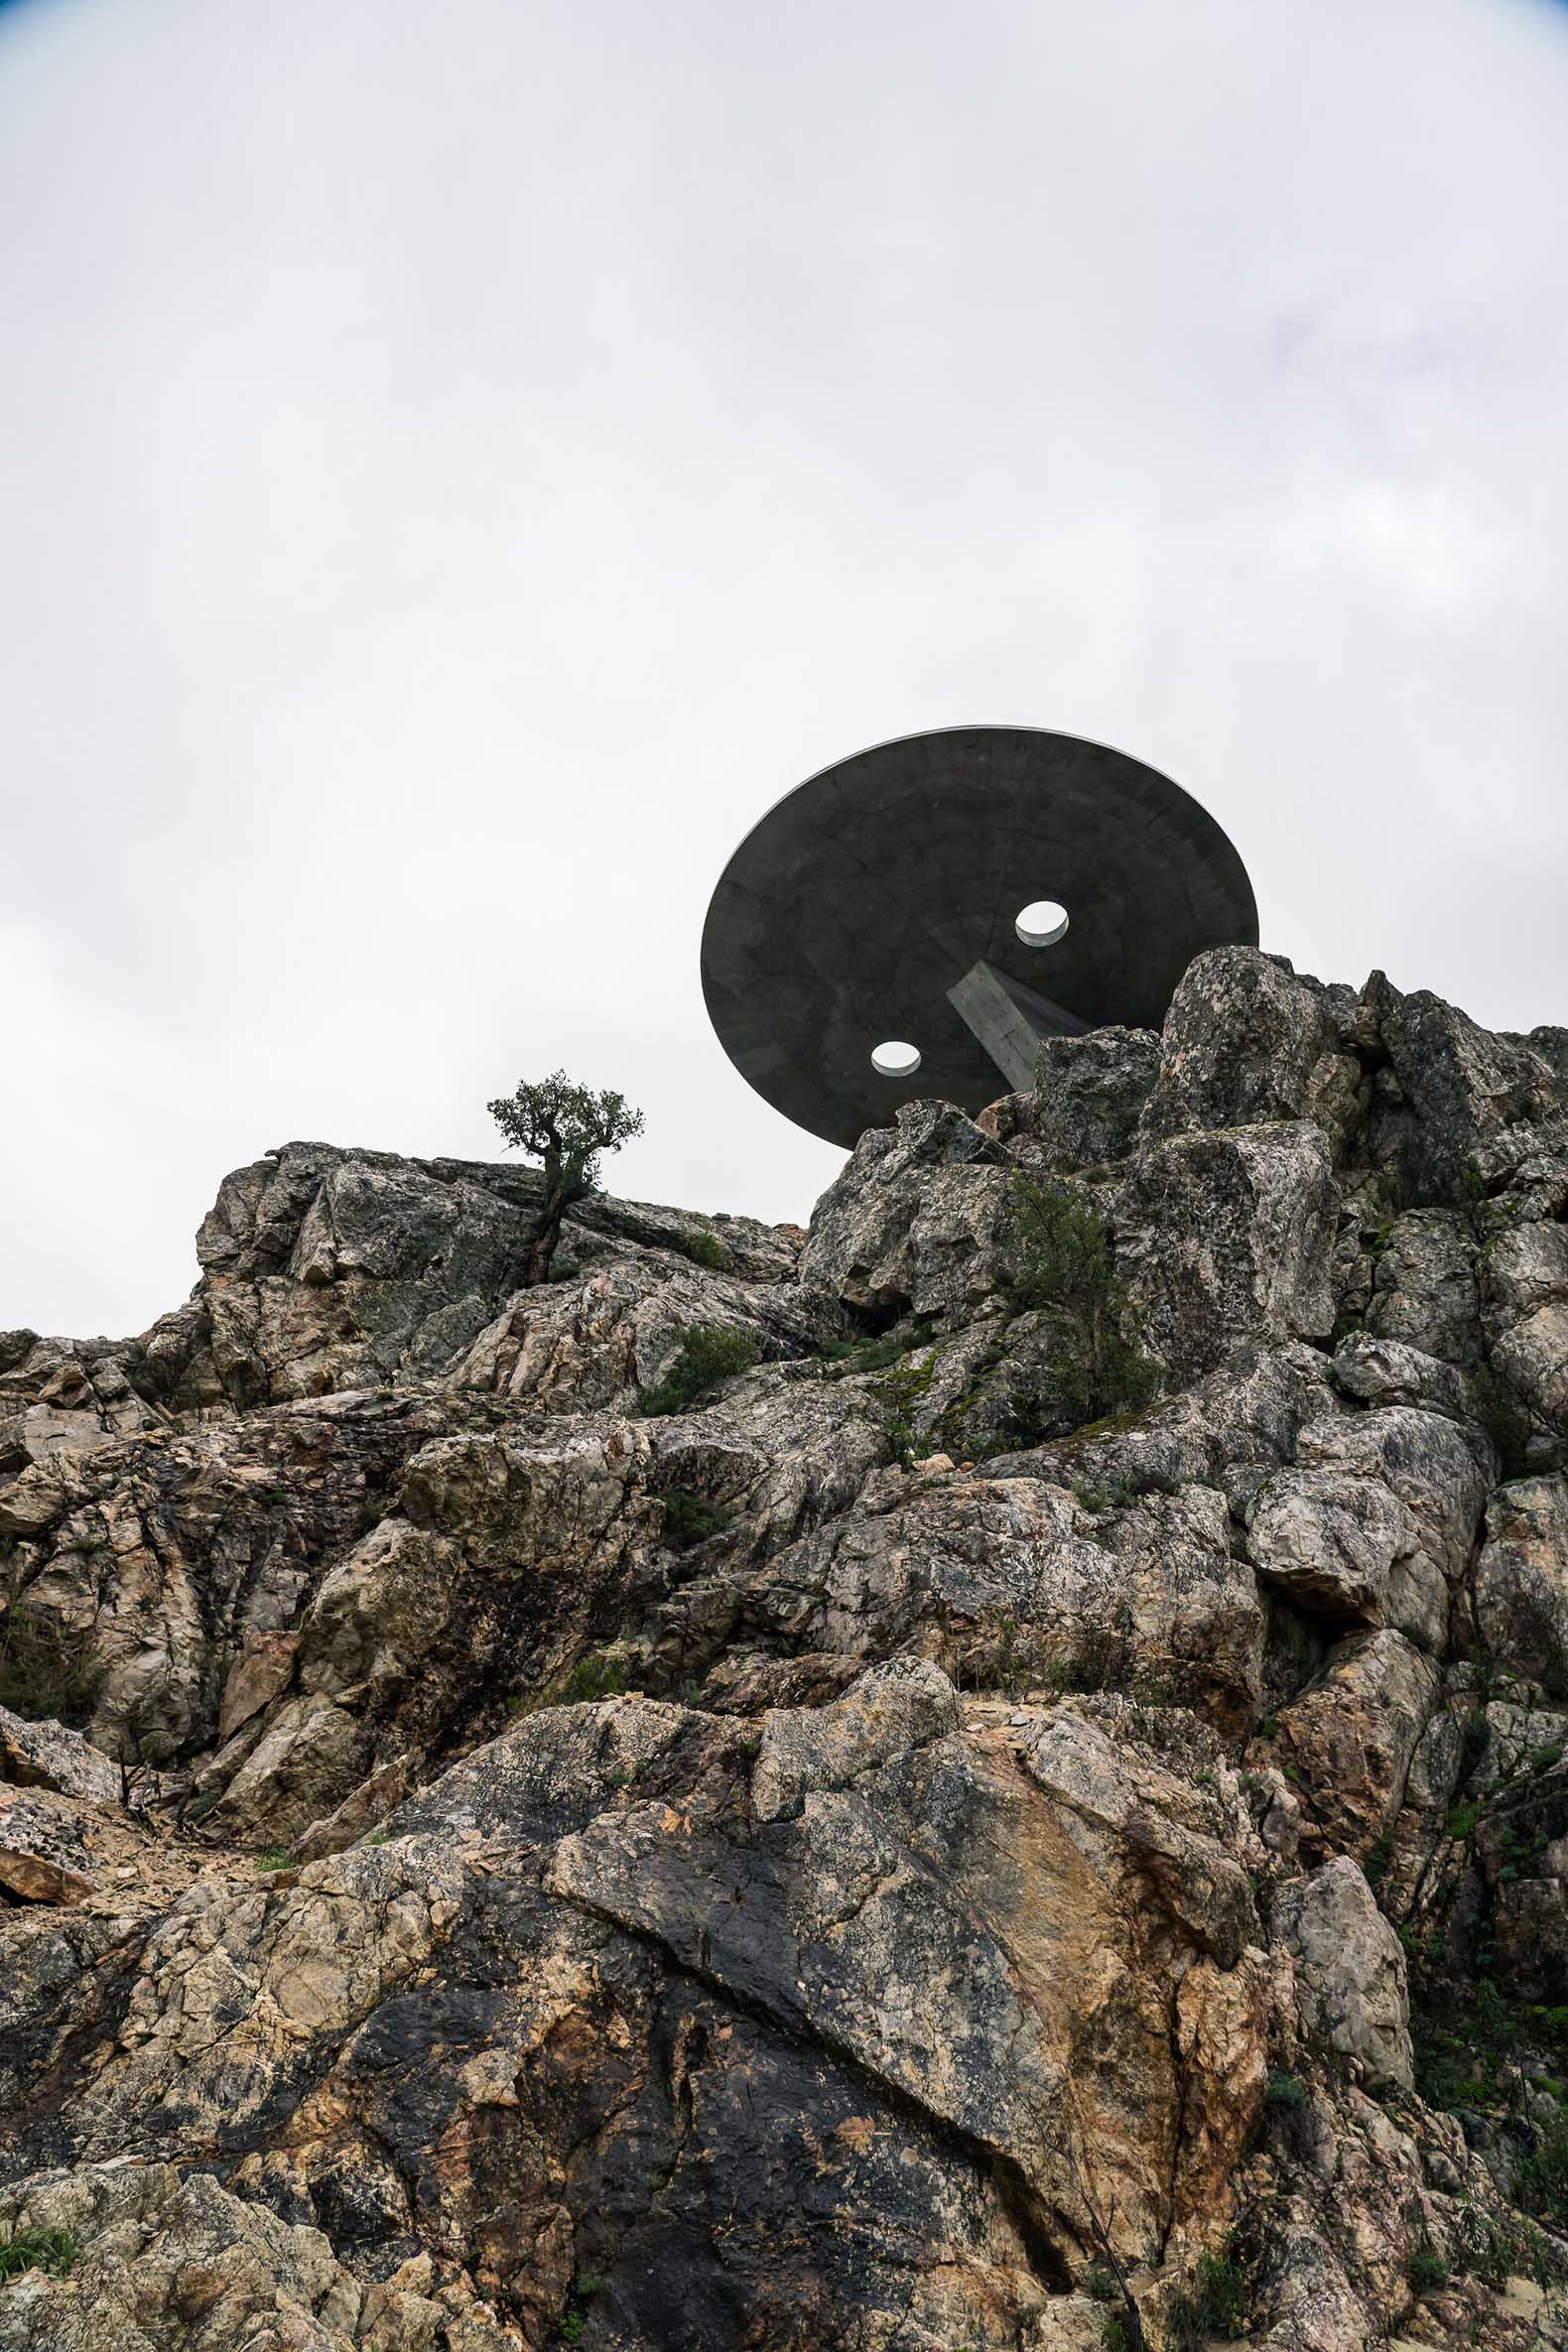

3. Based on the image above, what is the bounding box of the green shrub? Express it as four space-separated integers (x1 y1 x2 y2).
637 1325 760 1416
1083 2263 1119 2301
0 2227 77 2282
1452 2201 1512 2287
0 1605 101 1727
1407 2248 1449 2294
1167 2251 1246 2346
1264 2068 1306 2110
1446 1801 1481 1841
871 1355 937 1467
1100 2316 1128 2352
562 1651 628 1704
558 2267 604 2343
1003 1177 1161 1435
653 1488 733 1548
1516 2109 1568 2227
682 1230 731 1272
820 1335 909 1377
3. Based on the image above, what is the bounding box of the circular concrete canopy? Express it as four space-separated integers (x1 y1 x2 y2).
701 725 1258 1148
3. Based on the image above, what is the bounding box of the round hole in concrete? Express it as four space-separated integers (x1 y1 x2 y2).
1015 898 1070 948
870 1040 922 1079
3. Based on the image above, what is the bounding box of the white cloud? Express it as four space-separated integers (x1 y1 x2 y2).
3 0 1568 1333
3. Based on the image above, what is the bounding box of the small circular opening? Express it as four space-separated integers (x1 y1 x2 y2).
1015 898 1070 948
871 1039 922 1079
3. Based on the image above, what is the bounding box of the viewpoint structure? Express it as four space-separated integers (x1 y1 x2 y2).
701 724 1259 1148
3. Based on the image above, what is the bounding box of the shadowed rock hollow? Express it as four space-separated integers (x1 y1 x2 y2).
6 948 1568 2348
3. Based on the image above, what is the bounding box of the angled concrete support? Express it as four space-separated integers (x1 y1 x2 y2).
946 959 1089 1093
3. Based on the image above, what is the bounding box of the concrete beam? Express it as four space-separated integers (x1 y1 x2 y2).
946 959 1090 1093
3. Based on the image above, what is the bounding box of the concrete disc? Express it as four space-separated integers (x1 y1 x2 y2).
701 724 1258 1148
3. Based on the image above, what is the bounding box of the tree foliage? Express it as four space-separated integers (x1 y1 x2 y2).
488 1068 644 1284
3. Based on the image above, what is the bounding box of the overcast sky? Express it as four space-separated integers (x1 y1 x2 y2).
3 0 1567 1339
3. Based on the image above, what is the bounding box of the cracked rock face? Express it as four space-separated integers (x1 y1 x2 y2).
5 947 1568 2351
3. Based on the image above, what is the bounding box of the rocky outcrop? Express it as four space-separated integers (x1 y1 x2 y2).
980 1024 1161 1170
6 945 1568 2351
1274 1855 1414 2092
1118 1119 1339 1379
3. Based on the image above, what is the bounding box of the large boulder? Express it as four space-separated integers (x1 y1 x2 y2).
1119 1121 1339 1380
0 1708 121 1805
1137 948 1362 1151
1364 972 1559 1211
1266 1629 1440 1863
1482 1218 1568 1437
1247 1402 1492 1657
980 1025 1160 1171
1365 1208 1481 1367
1474 1475 1568 1687
1274 1855 1413 2092
800 1101 1012 1319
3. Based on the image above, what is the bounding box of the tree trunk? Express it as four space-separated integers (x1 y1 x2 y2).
524 1191 568 1286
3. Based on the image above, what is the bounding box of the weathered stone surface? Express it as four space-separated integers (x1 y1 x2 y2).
449 1249 841 1413
1119 1120 1339 1378
798 1100 1011 1317
0 1335 168 1485
1367 1208 1481 1366
1 1392 456 1767
1330 1330 1472 1419
741 1463 1266 1731
1365 971 1559 1210
0 1707 121 1805
1474 1474 1568 1687
1483 1217 1568 1436
1274 1856 1413 2091
0 2159 515 2350
1247 1463 1446 1650
216 1630 300 1742
8 946 1568 2350
1267 1629 1440 1862
0 1786 97 1904
1138 948 1361 1150
978 1024 1160 1171
1246 1403 1489 1659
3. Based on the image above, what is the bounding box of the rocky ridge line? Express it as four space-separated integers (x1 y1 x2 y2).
3 948 1568 2348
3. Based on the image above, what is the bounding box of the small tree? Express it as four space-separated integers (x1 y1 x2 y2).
489 1069 644 1285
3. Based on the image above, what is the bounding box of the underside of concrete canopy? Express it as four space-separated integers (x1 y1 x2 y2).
701 724 1259 1148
